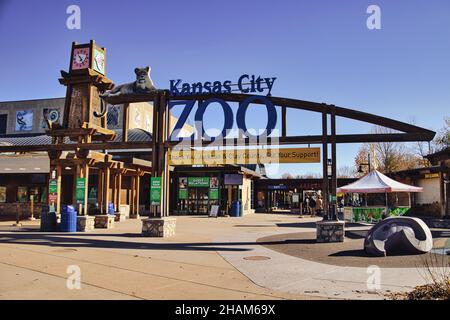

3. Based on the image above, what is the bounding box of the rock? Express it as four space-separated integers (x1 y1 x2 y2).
364 216 433 257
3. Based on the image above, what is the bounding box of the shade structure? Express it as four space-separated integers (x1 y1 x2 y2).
337 170 423 194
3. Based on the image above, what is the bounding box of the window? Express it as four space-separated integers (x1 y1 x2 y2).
0 114 7 134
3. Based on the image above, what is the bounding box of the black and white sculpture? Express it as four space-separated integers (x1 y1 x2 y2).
364 216 433 257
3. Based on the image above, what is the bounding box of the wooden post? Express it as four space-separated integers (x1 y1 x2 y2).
82 163 89 216
151 93 160 217
111 172 117 211
122 103 130 142
130 175 135 216
103 166 110 214
281 106 287 138
97 169 104 214
116 172 122 209
135 172 141 217
56 164 62 214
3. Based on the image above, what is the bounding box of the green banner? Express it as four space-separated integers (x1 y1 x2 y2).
179 188 188 200
209 188 219 200
150 177 162 205
49 179 58 194
75 178 86 204
188 177 210 188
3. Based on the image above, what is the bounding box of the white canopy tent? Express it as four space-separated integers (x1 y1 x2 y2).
337 170 423 194
337 170 423 221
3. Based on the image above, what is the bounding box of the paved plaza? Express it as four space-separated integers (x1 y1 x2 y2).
0 214 448 300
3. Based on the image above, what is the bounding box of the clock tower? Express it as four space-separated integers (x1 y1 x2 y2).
59 40 113 129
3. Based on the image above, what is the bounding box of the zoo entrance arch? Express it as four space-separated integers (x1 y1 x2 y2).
101 90 436 219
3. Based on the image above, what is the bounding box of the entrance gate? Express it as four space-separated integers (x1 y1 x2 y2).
101 89 435 219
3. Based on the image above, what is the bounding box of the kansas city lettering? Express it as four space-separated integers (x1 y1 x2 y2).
169 74 277 96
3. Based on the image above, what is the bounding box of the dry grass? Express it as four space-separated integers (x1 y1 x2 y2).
388 249 450 300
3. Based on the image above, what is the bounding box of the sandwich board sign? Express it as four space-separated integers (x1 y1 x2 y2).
209 205 219 218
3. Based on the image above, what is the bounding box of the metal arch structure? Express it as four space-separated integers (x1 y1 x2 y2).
0 90 436 218
99 90 435 218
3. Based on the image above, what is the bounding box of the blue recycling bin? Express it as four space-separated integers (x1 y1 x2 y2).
108 202 115 215
231 201 241 217
60 205 77 232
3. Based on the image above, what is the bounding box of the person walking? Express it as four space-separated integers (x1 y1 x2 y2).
315 196 323 216
309 196 316 216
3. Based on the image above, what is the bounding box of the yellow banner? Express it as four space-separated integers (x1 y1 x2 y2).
169 147 320 165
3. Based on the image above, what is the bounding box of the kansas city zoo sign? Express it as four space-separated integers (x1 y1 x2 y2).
169 74 280 142
167 74 320 166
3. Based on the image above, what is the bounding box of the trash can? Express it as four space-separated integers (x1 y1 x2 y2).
108 202 115 215
231 201 241 217
40 206 57 232
60 205 77 232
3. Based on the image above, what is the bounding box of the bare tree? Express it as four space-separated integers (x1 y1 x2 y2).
337 165 357 178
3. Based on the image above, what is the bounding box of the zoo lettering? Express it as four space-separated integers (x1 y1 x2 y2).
169 74 277 96
170 95 277 141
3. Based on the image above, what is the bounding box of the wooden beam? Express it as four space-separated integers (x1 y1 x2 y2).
122 103 130 142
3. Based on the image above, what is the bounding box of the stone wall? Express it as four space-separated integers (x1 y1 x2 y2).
316 220 345 243
142 217 176 237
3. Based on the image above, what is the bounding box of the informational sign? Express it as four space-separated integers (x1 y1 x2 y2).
424 173 439 179
188 177 210 188
75 178 86 204
292 193 300 203
169 148 321 165
49 179 58 194
209 205 220 218
150 177 162 205
88 187 97 204
268 185 287 190
179 188 188 200
224 174 243 185
209 188 219 200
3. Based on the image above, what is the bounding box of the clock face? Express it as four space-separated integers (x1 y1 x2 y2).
72 47 90 70
93 48 105 75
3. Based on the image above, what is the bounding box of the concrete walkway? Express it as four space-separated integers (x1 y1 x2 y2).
0 214 441 300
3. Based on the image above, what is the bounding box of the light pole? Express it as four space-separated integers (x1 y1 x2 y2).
358 153 372 174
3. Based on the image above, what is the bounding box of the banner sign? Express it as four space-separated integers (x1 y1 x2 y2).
49 179 58 194
179 188 188 200
150 177 162 205
188 177 210 188
75 178 86 204
169 147 320 165
49 179 58 205
224 174 243 185
209 188 219 200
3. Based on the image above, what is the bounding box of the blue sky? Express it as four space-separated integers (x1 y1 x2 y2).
0 0 449 177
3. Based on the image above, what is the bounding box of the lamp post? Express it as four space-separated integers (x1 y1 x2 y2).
358 153 371 174
324 159 337 220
